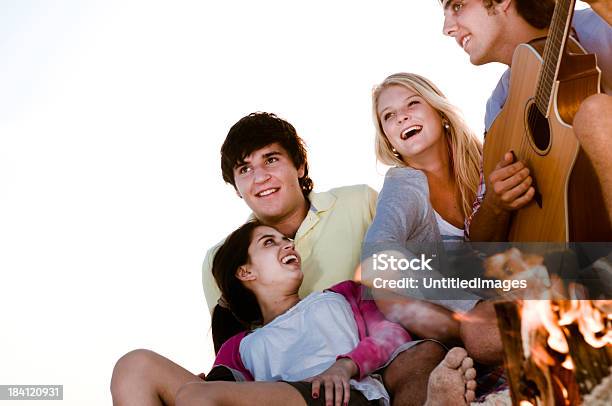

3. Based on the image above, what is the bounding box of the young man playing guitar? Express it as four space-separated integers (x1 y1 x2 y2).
442 0 612 241
417 0 612 369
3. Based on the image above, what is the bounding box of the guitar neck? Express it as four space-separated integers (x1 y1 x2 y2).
535 0 576 116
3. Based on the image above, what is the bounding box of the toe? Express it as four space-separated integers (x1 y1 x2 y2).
464 367 476 381
466 380 476 391
465 389 476 403
460 356 474 372
443 347 468 369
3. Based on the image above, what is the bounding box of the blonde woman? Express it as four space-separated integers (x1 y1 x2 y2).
364 74 506 395
364 72 484 339
368 72 481 242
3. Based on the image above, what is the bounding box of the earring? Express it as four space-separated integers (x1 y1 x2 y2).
392 147 401 158
443 121 450 131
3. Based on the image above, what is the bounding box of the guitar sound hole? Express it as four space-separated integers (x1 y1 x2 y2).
527 103 551 152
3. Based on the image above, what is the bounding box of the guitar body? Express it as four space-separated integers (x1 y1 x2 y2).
483 38 610 241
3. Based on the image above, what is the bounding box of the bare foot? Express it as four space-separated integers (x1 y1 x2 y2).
425 347 477 406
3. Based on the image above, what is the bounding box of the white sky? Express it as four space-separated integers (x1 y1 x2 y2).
0 1 590 405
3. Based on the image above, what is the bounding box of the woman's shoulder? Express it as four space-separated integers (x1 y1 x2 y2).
384 166 428 186
385 165 425 178
326 280 360 295
325 281 366 304
381 166 430 198
216 330 249 361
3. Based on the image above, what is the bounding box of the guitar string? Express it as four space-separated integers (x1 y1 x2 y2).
529 0 570 158
524 0 572 201
501 0 572 199
519 0 571 179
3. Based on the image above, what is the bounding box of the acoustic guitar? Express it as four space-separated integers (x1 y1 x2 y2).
482 0 611 242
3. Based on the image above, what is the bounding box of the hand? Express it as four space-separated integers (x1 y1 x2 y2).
304 358 357 406
486 151 535 212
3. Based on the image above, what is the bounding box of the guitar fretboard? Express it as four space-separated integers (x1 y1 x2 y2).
535 0 575 116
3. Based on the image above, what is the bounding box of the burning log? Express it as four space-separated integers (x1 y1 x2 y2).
564 323 611 393
495 300 611 405
495 301 572 406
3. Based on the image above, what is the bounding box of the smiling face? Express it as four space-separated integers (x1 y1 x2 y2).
233 143 307 224
376 85 447 164
442 0 510 65
239 225 303 289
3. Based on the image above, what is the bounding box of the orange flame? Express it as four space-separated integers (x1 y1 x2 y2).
561 356 574 370
503 248 612 404
557 300 612 349
521 300 569 356
520 296 611 404
523 299 611 353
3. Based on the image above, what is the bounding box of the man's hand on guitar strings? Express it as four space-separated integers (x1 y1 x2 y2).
486 151 535 212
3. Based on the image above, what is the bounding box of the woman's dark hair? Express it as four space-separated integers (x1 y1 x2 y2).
211 220 263 352
211 305 248 354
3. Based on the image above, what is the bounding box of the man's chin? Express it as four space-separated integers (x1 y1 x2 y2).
246 197 281 212
469 55 484 66
251 206 285 222
468 51 492 66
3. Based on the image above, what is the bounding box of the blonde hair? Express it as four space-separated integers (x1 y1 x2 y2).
372 72 482 219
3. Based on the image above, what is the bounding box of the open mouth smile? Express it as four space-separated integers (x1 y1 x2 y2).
256 188 279 197
460 35 471 51
281 253 300 265
401 125 423 140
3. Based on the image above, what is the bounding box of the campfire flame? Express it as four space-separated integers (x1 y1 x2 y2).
492 249 612 405
520 297 612 403
557 300 612 349
521 300 569 360
561 356 574 370
523 296 611 351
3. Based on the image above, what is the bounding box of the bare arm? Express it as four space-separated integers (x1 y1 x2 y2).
573 94 612 224
375 291 461 345
467 195 513 241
